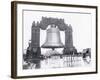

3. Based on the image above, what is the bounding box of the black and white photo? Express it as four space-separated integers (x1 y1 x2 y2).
11 1 97 78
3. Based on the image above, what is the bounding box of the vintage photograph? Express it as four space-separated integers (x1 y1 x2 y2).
11 1 97 78
23 14 92 70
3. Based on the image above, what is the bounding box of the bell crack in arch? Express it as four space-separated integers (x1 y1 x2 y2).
30 17 74 56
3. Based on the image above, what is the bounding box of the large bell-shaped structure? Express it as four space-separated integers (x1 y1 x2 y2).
41 25 64 49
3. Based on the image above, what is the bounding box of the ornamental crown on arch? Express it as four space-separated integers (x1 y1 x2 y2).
32 17 73 31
